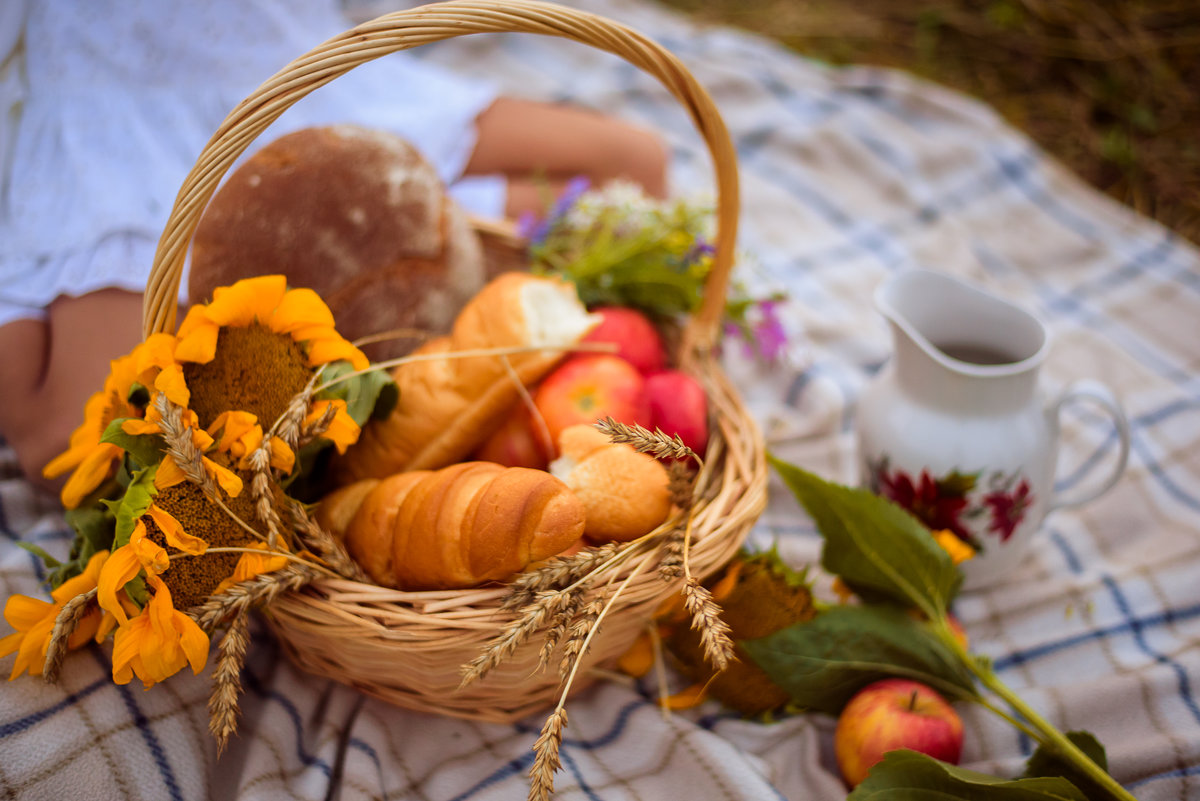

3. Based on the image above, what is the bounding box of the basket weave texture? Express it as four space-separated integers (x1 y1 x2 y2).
144 0 767 723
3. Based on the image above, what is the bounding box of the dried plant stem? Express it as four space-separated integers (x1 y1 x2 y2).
285 499 370 583
169 546 341 579
314 341 616 394
503 543 621 611
298 401 337 448
657 527 685 580
209 612 250 754
186 562 323 633
42 588 97 683
350 327 430 348
558 591 607 683
537 588 586 672
648 622 672 721
594 417 701 468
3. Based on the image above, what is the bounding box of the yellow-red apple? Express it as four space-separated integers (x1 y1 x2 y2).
834 678 964 788
533 355 650 447
473 404 553 470
581 306 666 374
645 369 709 456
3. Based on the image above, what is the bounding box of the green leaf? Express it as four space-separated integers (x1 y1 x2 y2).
849 750 1088 800
768 456 961 617
104 466 158 548
100 418 166 468
16 542 62 568
740 605 979 715
316 360 398 424
1023 731 1110 799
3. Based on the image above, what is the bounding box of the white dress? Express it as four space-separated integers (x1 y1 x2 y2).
0 0 505 326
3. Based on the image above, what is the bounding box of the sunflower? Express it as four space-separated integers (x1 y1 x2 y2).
173 275 368 432
41 334 182 509
110 574 208 689
1 550 109 679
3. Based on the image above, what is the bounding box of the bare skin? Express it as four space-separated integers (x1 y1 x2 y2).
0 97 668 490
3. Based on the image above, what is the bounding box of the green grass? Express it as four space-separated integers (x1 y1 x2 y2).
657 0 1200 243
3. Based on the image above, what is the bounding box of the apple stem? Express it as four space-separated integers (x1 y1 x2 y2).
936 620 1139 801
908 689 919 712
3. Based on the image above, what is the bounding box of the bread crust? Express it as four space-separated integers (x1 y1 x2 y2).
187 125 486 361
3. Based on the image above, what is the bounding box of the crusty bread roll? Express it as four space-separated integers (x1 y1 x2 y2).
550 424 672 543
334 272 599 483
332 462 586 590
187 125 486 361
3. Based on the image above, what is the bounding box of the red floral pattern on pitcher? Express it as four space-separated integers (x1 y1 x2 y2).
866 457 1036 552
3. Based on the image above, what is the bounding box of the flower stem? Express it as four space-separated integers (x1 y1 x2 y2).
937 620 1138 801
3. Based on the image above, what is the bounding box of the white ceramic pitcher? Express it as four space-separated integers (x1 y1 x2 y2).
856 269 1131 590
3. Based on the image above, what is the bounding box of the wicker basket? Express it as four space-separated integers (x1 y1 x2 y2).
143 0 767 724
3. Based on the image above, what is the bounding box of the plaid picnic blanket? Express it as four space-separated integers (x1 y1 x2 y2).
3 0 1199 799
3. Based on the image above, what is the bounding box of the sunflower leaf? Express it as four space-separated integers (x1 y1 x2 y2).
315 361 398 424
100 418 166 468
740 604 980 715
104 466 158 548
848 750 1088 800
768 455 961 618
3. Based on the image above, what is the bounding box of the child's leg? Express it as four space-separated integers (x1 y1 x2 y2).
0 289 143 489
464 97 668 219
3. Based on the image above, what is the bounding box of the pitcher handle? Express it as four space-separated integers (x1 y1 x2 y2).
1048 379 1131 512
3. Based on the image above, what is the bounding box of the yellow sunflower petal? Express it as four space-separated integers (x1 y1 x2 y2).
0 631 23 661
305 335 369 371
268 437 296 474
174 318 220 364
304 400 360 455
154 456 188 490
208 410 259 453
66 610 102 650
121 418 162 436
269 287 336 334
97 543 146 627
42 438 96 480
111 615 147 686
148 504 207 556
12 616 54 679
154 365 191 408
174 613 209 675
135 333 178 374
207 275 288 328
51 550 110 604
59 443 124 509
3 594 54 632
203 457 244 498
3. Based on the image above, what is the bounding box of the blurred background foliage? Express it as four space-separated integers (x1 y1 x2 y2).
657 0 1200 243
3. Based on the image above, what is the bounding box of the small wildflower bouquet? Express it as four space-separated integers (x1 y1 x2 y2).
2 275 389 748
523 178 790 365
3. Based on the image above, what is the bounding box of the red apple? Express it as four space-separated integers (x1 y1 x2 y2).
645 369 709 456
581 306 666 375
474 404 554 470
533 354 650 447
834 678 964 788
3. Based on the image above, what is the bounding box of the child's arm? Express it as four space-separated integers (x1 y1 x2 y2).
0 289 143 490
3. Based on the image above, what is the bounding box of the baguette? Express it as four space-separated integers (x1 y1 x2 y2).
334 272 598 483
334 462 586 590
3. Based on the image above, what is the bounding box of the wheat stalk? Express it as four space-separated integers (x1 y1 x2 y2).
527 707 567 801
502 543 622 611
657 527 686 580
297 400 337 448
558 591 607 683
682 577 735 672
247 442 287 550
284 498 370 583
209 611 250 754
273 387 313 453
156 394 218 497
186 562 322 633
42 588 97 683
667 459 697 508
594 417 700 466
459 590 575 688
537 588 586 671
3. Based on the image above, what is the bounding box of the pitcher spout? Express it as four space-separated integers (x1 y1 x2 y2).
875 269 1049 414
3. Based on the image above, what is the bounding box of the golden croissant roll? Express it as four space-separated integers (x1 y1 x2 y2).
333 272 599 484
325 461 586 590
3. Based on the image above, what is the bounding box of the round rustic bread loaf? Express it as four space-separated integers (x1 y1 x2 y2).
187 125 487 361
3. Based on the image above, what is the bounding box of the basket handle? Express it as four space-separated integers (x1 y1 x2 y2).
144 0 740 358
